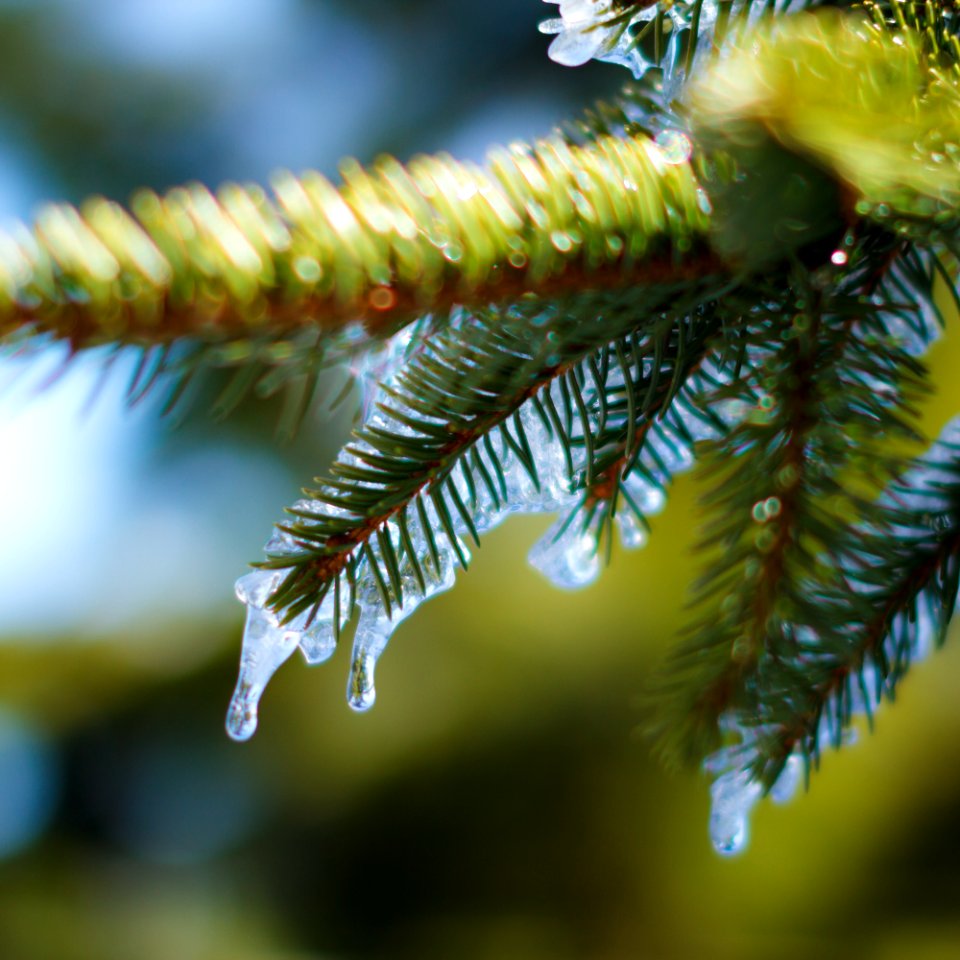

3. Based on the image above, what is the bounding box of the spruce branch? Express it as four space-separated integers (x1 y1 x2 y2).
742 421 960 784
263 275 727 625
0 130 711 351
662 284 927 732
221 6 960 797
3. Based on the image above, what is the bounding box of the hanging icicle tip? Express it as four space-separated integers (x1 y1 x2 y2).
539 1 721 82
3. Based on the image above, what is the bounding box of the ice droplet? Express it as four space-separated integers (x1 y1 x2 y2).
234 569 281 610
226 604 301 742
709 769 762 856
528 511 601 589
653 129 693 166
615 508 648 550
348 654 378 711
769 754 803 805
347 617 392 712
299 620 337 666
624 475 667 515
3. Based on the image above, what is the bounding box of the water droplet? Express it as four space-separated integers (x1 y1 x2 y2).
293 256 321 283
752 496 782 523
653 129 693 166
368 286 396 312
830 249 848 266
769 754 803 804
528 512 600 590
615 509 649 550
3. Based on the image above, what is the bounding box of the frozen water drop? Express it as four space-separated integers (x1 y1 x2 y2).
769 754 803 805
234 569 281 609
348 653 378 712
226 605 301 742
300 620 337 665
264 523 303 555
225 690 260 743
528 513 600 589
547 26 604 68
708 769 762 857
346 616 393 712
623 474 666 515
711 813 749 856
615 509 648 550
653 129 693 166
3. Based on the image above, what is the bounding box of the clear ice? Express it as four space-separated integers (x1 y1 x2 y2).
540 1 722 89
226 572 304 742
228 308 750 739
703 726 805 856
709 768 762 856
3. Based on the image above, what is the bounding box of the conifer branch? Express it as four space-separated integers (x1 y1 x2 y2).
0 132 711 352
649 256 932 771
693 5 960 245
264 274 727 626
741 423 960 785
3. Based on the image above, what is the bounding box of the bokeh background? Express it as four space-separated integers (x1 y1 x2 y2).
0 2 960 958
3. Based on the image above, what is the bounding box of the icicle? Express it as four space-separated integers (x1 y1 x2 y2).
528 509 602 589
615 508 648 550
517 399 574 510
345 521 459 711
226 601 301 742
348 326 415 420
539 0 652 77
661 2 721 101
347 614 390 712
708 747 804 854
768 754 803 805
539 1 725 84
298 579 353 665
229 564 329 740
708 767 762 856
703 715 812 855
